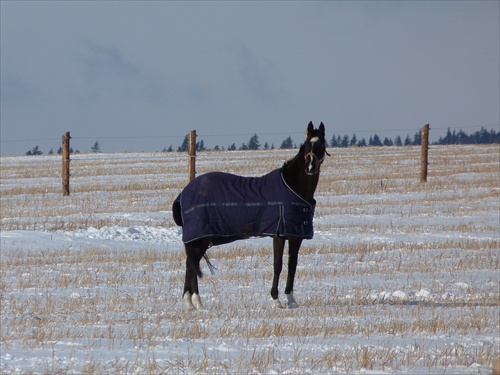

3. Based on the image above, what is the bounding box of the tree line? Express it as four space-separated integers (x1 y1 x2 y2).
169 133 296 152
170 126 500 152
435 127 499 145
334 126 500 147
24 127 499 155
25 141 99 155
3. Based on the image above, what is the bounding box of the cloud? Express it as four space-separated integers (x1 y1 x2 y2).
75 41 151 103
78 42 140 82
230 39 289 105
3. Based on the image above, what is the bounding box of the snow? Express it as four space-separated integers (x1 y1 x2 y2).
1 146 499 374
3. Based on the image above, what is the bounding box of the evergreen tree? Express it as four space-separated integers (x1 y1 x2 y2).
178 135 189 152
196 140 206 151
248 133 260 150
91 141 101 153
412 132 421 145
228 143 237 151
340 135 349 148
280 136 294 149
441 128 453 144
350 134 357 146
491 129 500 143
479 127 490 143
330 134 338 147
404 134 412 146
370 134 383 146
263 142 269 150
457 129 468 144
26 145 43 155
383 137 393 146
358 138 367 147
394 135 402 146
337 135 342 146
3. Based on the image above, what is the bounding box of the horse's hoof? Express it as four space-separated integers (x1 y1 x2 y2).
192 293 204 310
272 299 283 309
184 292 204 310
286 293 298 308
183 292 194 310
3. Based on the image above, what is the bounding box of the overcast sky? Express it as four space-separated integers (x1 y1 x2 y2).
1 1 499 155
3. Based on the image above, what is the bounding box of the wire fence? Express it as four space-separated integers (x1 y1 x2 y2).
2 124 498 144
1 124 499 158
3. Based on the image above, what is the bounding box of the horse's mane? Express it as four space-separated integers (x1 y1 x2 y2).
281 144 305 171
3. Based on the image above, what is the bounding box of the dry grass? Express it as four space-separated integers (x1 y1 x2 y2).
1 145 499 374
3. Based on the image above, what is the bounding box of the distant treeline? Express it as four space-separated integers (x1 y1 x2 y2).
434 127 499 145
330 127 500 148
24 127 500 155
168 126 500 152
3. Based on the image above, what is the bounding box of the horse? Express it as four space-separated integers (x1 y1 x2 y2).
172 121 328 309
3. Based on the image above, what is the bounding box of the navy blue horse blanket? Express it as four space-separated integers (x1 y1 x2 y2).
173 168 315 245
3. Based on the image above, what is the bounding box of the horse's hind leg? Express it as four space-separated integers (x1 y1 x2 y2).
183 264 201 310
183 239 210 310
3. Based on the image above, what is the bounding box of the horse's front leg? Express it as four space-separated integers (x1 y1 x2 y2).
271 236 286 308
284 236 302 308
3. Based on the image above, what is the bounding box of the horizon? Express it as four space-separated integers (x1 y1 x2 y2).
4 125 499 157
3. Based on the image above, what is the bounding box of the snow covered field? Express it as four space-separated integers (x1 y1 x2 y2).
1 145 499 374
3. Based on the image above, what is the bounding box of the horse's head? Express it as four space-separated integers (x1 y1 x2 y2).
304 121 329 176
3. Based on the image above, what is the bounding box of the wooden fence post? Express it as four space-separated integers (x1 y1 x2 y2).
420 124 430 182
188 130 196 182
62 131 71 196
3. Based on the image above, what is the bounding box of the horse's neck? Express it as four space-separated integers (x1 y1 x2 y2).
282 147 319 203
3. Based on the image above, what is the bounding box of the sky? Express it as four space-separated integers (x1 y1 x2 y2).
1 1 499 155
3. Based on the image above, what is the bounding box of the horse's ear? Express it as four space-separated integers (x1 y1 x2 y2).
319 122 325 136
307 121 314 135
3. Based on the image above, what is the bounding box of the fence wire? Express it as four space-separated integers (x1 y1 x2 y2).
1 124 498 159
1 124 498 144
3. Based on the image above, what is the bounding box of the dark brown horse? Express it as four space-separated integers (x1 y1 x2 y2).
172 121 328 309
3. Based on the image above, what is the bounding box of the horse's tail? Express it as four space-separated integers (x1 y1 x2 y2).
172 195 183 226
